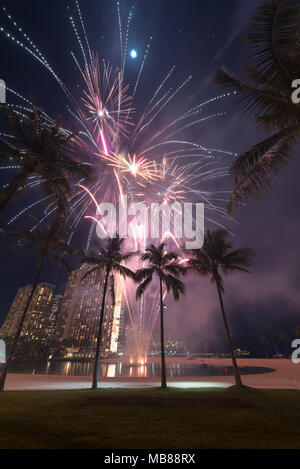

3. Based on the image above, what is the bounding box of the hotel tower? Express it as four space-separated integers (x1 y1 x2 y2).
53 266 125 358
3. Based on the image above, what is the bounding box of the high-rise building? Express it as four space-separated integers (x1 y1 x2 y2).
109 274 125 356
53 267 125 357
0 283 55 345
46 294 63 343
0 285 32 339
21 283 55 344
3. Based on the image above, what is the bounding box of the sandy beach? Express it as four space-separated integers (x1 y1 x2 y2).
5 358 300 391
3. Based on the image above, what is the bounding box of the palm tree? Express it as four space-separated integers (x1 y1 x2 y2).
259 333 269 358
81 235 137 390
278 330 291 356
0 206 76 391
135 244 186 389
215 0 300 214
188 230 254 386
0 109 92 214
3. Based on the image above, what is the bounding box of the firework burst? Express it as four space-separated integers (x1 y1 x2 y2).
99 152 160 182
78 53 135 146
0 1 238 359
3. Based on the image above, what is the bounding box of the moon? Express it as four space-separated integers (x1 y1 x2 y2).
130 49 138 59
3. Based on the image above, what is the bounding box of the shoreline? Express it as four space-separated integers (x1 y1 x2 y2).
5 358 300 391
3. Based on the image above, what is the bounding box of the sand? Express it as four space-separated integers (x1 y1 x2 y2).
4 358 300 391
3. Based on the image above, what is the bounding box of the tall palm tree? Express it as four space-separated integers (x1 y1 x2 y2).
81 235 137 390
259 333 270 358
135 244 186 389
188 230 254 386
0 206 76 391
215 0 300 213
0 109 92 214
278 330 291 356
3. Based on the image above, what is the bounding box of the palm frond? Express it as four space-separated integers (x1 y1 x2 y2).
121 250 139 262
81 267 99 282
136 274 153 299
186 230 253 288
246 0 300 85
81 255 103 266
215 68 298 127
161 251 178 265
116 264 136 280
164 262 187 277
187 256 211 276
165 274 185 301
82 235 137 284
230 125 299 183
215 1 300 213
222 248 254 273
0 107 94 214
135 267 155 282
141 244 160 262
228 134 295 213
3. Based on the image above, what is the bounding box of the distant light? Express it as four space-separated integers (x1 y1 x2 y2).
130 49 137 59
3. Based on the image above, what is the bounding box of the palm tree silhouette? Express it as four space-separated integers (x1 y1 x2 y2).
215 0 300 213
135 243 186 389
278 330 291 356
0 109 92 214
81 235 137 390
259 333 269 358
0 205 76 391
188 230 254 386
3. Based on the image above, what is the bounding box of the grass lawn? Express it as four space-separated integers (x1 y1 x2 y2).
0 386 300 449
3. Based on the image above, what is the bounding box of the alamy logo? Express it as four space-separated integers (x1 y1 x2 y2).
0 339 5 364
0 79 6 104
94 196 205 249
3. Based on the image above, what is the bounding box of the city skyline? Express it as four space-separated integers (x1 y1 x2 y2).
0 266 126 358
0 270 293 358
0 283 59 345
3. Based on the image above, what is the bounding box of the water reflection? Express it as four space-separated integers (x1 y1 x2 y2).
7 360 275 377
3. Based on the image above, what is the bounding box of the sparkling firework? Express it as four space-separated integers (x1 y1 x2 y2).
0 1 238 359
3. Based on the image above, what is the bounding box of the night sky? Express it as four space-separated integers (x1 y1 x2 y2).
0 0 299 355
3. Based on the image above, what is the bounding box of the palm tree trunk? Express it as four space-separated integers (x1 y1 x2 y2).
92 268 110 390
0 172 28 214
216 283 243 386
272 336 279 355
260 337 268 358
0 253 46 392
262 343 268 359
284 342 289 357
159 277 167 389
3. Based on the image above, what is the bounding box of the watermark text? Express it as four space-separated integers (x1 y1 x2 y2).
94 196 204 249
